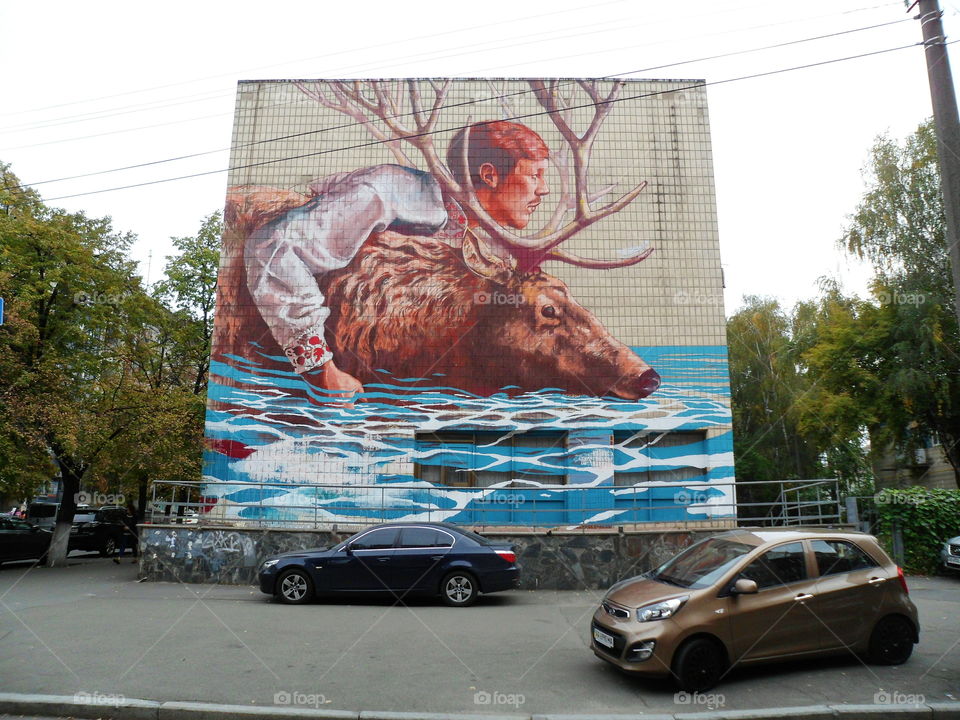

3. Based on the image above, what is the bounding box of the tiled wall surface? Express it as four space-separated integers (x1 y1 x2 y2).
203 78 734 527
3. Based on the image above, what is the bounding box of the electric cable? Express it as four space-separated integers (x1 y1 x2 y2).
37 40 938 203
7 17 917 193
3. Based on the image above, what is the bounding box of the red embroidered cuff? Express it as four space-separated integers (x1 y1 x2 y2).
284 330 333 373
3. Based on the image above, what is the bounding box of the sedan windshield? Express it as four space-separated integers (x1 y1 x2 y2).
652 538 755 589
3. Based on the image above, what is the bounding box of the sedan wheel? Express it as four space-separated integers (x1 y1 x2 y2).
672 638 726 692
277 569 314 605
100 537 117 558
441 571 477 607
867 615 914 665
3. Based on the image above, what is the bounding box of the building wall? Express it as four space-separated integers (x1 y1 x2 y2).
139 524 725 589
203 78 734 527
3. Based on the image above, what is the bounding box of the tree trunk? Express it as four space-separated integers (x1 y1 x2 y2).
137 472 149 524
47 452 86 567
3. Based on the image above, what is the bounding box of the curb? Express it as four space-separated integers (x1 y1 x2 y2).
0 694 958 720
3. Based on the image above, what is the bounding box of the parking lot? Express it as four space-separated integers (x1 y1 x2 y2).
0 557 957 715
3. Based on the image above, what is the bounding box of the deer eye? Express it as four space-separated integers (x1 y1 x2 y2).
541 305 558 319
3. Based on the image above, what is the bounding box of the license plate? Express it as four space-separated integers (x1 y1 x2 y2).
593 627 614 648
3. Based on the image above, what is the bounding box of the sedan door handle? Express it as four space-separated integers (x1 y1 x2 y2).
376 557 390 562
868 577 886 585
430 555 444 561
794 593 814 601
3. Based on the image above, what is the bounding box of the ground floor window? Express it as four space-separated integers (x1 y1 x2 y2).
414 431 568 487
613 430 707 486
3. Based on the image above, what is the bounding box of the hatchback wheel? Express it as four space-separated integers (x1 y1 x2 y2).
441 571 477 607
277 569 313 605
100 537 117 558
672 638 726 692
867 615 914 665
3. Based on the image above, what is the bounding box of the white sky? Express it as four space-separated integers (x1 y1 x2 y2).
2 0 956 315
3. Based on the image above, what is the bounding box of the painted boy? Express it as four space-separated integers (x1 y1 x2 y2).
245 121 550 402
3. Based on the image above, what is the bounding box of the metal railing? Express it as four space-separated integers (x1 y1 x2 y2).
147 477 844 530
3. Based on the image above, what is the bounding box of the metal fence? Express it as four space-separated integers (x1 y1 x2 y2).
148 477 844 530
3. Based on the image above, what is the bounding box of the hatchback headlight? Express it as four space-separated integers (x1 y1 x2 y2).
261 559 279 570
637 596 688 622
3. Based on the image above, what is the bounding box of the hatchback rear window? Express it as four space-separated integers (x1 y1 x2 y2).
811 539 877 576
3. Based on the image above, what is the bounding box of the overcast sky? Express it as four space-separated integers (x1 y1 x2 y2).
2 0 957 315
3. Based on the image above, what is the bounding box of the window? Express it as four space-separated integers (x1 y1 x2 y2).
414 431 567 487
350 528 400 550
739 542 807 589
811 540 877 576
613 431 707 486
398 527 454 548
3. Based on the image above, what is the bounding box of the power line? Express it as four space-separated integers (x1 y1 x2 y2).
39 41 933 203
0 0 635 122
10 18 914 193
0 0 899 137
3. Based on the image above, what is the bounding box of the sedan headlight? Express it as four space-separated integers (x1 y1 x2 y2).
637 596 688 622
260 559 279 570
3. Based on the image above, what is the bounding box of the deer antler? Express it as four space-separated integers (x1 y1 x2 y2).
295 79 650 269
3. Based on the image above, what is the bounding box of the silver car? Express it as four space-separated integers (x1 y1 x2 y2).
941 535 960 573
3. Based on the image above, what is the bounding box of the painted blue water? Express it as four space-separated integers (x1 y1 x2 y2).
202 345 734 525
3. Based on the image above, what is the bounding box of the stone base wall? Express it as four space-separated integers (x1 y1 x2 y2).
138 524 731 590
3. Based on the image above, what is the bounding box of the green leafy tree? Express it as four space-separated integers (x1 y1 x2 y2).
0 162 147 564
93 213 221 519
842 120 960 486
727 297 828 518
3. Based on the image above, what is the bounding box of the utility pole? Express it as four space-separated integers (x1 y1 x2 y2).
910 0 960 327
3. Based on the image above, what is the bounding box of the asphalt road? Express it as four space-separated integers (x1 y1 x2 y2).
0 555 957 716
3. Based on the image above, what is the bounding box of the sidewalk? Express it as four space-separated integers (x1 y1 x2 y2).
0 557 957 718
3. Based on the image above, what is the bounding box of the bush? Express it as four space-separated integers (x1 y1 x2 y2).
874 487 960 574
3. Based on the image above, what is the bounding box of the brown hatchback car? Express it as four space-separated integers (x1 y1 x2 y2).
591 528 919 692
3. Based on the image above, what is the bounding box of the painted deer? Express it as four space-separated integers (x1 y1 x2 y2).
214 79 660 401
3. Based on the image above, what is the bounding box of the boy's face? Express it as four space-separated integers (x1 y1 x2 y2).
478 158 550 229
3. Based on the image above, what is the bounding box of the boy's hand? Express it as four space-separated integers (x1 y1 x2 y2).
303 359 363 406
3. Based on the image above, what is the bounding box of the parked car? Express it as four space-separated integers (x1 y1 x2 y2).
0 517 53 565
69 506 135 557
941 535 960 574
590 528 919 692
26 501 94 530
258 522 519 606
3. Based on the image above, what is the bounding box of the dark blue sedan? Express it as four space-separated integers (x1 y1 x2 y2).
258 522 520 606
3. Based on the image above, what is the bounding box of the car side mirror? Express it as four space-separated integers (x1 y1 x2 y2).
732 578 758 595
344 544 354 555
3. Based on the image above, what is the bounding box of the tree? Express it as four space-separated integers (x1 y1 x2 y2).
841 120 960 487
727 297 826 519
93 213 221 519
0 162 147 564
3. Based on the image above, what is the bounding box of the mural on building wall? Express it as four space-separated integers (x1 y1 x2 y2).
204 79 735 526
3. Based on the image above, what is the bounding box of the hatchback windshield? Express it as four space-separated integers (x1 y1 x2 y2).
652 537 755 589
